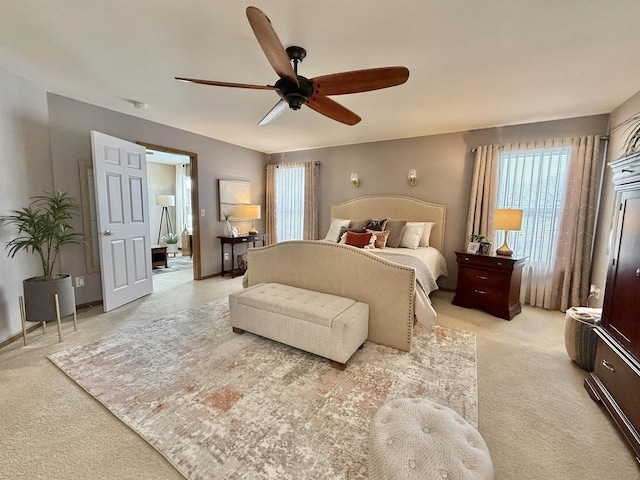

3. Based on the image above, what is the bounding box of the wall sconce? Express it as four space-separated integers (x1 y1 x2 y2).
350 172 360 188
408 169 417 186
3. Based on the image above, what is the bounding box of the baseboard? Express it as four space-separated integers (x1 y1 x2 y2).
0 323 43 350
0 300 102 351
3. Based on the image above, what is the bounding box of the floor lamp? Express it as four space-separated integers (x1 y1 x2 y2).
156 194 175 243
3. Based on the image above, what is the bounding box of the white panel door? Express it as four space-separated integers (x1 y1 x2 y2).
91 131 152 311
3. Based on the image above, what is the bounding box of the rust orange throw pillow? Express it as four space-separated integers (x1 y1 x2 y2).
344 231 374 248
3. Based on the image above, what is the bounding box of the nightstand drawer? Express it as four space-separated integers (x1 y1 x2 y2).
458 253 515 272
458 268 505 298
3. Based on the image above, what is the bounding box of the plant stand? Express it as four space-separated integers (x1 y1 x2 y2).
19 288 78 345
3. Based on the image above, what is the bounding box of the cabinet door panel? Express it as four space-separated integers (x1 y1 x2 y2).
603 192 640 354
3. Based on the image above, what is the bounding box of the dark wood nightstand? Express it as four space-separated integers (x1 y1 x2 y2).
218 234 267 278
452 251 526 320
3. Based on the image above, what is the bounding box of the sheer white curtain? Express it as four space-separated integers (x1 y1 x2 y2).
497 139 571 308
276 164 305 241
175 164 186 247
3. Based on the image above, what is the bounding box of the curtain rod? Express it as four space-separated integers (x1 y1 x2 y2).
469 135 610 154
265 161 321 169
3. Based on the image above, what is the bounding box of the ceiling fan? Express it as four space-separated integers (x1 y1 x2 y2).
176 6 409 126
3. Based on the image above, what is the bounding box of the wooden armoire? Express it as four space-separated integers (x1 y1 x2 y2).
585 152 640 464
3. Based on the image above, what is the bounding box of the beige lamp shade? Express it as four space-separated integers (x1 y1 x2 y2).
156 194 175 207
494 209 523 231
228 204 261 220
494 208 523 257
228 204 261 234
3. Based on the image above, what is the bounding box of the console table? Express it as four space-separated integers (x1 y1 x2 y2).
218 234 266 278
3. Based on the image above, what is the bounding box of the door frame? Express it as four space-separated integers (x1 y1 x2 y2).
138 142 202 280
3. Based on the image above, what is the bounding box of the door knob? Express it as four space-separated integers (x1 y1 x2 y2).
103 230 113 236
636 267 640 277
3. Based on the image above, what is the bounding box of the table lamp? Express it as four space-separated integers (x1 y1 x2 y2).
494 208 523 257
230 204 261 234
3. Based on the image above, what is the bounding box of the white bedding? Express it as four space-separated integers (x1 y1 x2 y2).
366 246 448 330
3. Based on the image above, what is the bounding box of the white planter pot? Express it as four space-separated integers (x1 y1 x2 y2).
166 243 178 254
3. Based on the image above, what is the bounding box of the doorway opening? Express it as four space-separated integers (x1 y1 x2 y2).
139 143 202 283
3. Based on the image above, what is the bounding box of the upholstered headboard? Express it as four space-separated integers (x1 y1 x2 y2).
330 196 446 252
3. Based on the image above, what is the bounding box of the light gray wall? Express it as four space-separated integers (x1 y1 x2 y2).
47 94 267 305
270 114 609 290
590 90 640 307
0 67 55 342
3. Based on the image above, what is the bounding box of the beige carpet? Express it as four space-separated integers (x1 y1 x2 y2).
48 299 476 479
1 271 639 479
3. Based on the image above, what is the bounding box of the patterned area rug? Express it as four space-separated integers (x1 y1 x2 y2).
49 299 477 479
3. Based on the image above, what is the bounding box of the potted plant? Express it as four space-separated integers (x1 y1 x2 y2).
610 112 640 158
0 191 84 322
162 232 179 255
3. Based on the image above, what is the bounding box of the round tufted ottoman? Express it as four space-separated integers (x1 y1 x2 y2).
368 398 494 480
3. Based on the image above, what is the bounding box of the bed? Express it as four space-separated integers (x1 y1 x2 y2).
244 196 447 352
330 195 448 329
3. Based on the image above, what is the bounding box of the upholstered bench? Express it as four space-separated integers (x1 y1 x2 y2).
369 398 494 480
229 282 369 370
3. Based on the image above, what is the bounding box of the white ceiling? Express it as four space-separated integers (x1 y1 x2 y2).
2 1 639 154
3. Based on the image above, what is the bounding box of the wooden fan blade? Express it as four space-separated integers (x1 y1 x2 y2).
175 77 277 90
311 67 409 96
246 6 298 85
306 95 361 126
258 99 289 126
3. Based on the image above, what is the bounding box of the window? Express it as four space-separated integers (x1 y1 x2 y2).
496 146 571 266
275 165 305 241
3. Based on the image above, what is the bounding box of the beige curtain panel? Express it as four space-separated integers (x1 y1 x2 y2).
465 145 500 245
265 164 277 245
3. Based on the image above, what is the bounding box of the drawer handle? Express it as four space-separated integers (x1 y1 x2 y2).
621 168 634 173
242 238 247 242
474 289 488 295
476 275 490 280
496 262 502 266
602 360 615 372
464 257 471 261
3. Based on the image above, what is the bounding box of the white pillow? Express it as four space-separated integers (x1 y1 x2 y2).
400 222 425 249
325 218 351 242
419 222 435 247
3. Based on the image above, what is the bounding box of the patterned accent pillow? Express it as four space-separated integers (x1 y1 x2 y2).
385 219 408 248
365 218 388 231
367 229 390 248
343 231 376 248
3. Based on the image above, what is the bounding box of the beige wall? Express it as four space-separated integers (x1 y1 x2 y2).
590 90 640 307
147 162 177 244
269 115 609 290
47 94 267 305
0 67 54 341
